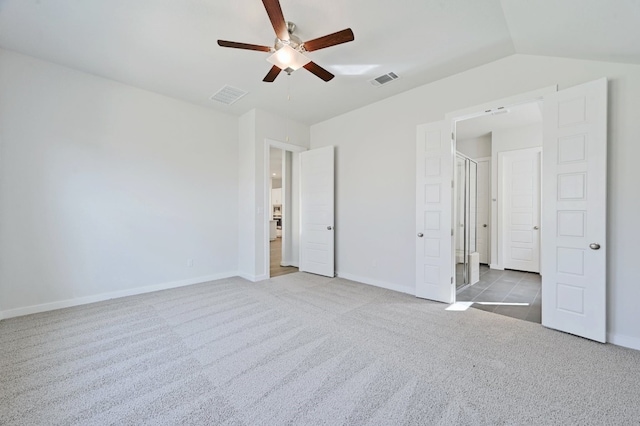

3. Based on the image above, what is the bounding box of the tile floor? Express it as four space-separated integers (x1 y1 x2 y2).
456 265 541 323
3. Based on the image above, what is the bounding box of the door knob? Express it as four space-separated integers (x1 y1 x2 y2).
327 226 333 230
417 233 424 238
483 224 487 228
533 226 539 230
589 243 601 250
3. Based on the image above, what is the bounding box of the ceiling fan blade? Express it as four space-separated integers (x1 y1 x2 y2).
262 0 289 41
217 40 272 52
263 65 282 82
303 62 334 82
303 28 354 52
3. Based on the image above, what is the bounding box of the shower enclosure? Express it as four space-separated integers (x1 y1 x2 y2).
455 153 478 289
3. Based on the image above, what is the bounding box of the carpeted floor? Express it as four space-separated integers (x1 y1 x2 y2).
2 272 639 425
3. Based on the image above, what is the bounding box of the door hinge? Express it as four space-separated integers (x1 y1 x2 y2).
451 276 454 284
451 229 454 236
451 132 455 140
451 180 454 188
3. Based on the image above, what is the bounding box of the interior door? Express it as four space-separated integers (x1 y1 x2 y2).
299 145 335 277
501 148 541 273
476 159 490 264
541 78 607 342
416 121 453 302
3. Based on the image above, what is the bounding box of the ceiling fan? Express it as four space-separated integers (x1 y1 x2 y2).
217 0 354 82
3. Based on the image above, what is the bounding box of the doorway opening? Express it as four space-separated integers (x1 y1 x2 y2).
269 147 298 278
453 100 543 323
263 141 336 280
265 140 306 279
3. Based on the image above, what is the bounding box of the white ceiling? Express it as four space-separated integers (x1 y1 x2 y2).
456 101 542 140
1 0 639 125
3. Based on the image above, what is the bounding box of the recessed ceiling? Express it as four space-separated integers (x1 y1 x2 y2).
1 0 639 125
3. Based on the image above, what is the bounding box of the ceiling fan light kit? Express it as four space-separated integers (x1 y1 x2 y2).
267 44 310 74
217 0 354 82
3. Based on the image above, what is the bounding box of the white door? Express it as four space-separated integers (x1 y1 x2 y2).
299 146 335 277
501 148 541 273
541 78 607 342
416 121 453 302
476 159 490 264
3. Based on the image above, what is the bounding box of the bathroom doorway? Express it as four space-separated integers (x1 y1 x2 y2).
453 101 543 323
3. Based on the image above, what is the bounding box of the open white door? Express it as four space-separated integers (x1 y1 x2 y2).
416 121 453 302
299 146 335 277
542 78 607 342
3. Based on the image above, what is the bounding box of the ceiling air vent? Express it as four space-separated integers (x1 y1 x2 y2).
210 85 248 105
369 72 399 87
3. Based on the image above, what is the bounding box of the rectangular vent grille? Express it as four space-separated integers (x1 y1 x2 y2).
369 72 399 87
210 85 248 105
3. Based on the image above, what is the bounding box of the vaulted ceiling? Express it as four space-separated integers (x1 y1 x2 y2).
1 0 639 125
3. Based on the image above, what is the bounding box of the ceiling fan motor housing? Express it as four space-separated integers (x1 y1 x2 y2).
275 22 303 51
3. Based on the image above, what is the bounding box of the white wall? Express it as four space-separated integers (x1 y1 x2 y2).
457 134 492 159
237 109 309 280
0 49 239 317
310 54 640 349
490 123 543 268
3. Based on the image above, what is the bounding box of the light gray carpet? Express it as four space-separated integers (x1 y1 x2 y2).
2 272 640 425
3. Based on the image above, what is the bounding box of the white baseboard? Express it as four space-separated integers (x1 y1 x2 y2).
608 333 640 351
238 272 269 282
280 259 299 267
489 264 504 270
0 271 238 320
336 271 414 295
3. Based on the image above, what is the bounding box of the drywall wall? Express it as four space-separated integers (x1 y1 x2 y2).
237 110 257 280
457 134 492 159
490 123 543 268
310 54 640 349
237 109 309 280
0 49 239 316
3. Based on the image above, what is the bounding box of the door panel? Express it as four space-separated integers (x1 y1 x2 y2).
416 121 453 302
501 148 541 273
299 146 334 277
542 78 607 343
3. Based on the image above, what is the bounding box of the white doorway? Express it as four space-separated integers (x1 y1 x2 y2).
264 141 336 279
416 79 608 342
454 101 544 323
264 140 306 278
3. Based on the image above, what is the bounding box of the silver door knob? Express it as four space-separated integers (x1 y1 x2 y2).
327 226 333 230
417 233 424 238
533 226 539 230
589 243 601 250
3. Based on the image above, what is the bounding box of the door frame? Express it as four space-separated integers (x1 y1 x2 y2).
445 86 557 303
263 139 307 278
